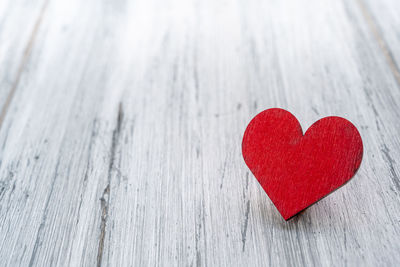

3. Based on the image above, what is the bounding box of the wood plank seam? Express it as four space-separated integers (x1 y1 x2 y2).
0 0 50 131
356 0 400 87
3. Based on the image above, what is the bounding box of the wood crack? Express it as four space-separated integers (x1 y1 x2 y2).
241 200 250 252
381 144 400 193
96 103 124 267
75 119 98 227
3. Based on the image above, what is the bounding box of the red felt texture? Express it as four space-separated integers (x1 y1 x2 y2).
242 108 363 220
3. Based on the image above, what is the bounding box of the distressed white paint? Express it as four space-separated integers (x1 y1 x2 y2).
0 0 400 266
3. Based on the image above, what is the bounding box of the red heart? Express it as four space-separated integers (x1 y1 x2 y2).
242 108 363 220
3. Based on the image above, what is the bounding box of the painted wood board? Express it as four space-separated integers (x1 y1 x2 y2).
0 0 400 266
0 0 49 122
361 0 400 84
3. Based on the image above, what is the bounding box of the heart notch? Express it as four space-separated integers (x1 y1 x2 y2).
242 108 363 220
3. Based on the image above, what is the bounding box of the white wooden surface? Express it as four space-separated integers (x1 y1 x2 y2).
0 0 400 266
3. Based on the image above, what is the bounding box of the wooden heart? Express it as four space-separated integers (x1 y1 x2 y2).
242 108 363 220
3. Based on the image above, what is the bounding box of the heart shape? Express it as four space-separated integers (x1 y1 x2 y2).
242 108 363 220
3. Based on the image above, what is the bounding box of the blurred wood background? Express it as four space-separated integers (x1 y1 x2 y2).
1 0 400 266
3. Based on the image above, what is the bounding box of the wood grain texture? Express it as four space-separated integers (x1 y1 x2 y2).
0 0 49 126
359 0 400 85
0 0 400 266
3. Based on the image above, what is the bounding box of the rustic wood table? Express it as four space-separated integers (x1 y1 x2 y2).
1 0 400 266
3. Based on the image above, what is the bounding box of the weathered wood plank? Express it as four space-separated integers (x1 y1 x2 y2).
359 0 400 85
0 0 128 265
0 0 400 266
0 0 49 127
